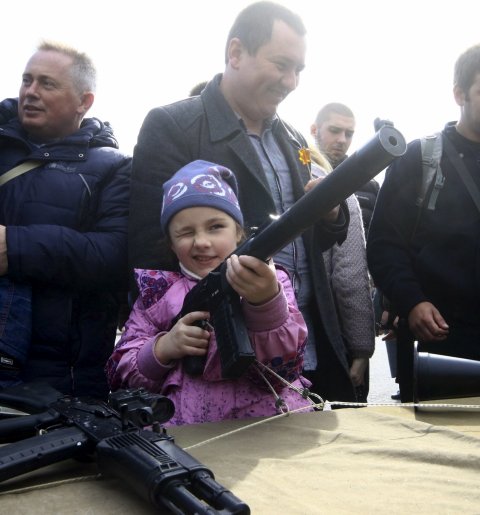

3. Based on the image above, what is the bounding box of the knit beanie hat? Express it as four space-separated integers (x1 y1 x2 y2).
161 160 244 234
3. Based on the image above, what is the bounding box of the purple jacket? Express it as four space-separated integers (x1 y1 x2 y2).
106 267 312 425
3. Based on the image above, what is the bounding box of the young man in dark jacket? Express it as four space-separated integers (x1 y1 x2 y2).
129 2 357 402
367 44 480 397
0 42 131 398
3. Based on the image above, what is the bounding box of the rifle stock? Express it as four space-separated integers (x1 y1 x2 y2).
179 124 407 378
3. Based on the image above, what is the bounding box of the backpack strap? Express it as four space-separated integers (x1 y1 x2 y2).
0 161 42 188
417 133 444 211
411 133 443 242
426 135 444 210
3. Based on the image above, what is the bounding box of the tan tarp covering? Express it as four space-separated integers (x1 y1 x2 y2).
1 404 479 514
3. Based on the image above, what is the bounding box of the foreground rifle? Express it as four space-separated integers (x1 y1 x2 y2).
177 124 407 378
0 382 249 514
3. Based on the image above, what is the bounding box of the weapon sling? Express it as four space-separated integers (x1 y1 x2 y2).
0 161 42 188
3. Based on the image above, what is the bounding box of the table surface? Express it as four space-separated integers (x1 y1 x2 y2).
1 401 479 514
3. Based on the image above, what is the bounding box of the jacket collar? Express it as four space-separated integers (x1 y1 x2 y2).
201 75 310 196
0 113 118 161
202 74 243 143
444 120 480 153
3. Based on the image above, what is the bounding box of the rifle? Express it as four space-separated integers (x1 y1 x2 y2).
0 382 250 514
177 124 407 378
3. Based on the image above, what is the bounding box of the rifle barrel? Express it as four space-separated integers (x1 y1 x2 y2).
238 124 406 261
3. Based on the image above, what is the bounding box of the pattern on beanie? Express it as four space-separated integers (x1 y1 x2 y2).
160 161 244 233
164 170 239 210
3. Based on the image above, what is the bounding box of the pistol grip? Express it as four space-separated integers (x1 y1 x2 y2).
183 318 210 376
183 355 207 376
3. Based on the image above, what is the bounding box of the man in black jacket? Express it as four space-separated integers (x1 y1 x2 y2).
367 44 480 397
129 1 357 402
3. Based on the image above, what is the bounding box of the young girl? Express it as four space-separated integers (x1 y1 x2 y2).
106 160 313 425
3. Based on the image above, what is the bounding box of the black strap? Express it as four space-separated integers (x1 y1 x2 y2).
443 136 480 213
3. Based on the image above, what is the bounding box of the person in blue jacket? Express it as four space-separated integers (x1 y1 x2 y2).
0 41 131 398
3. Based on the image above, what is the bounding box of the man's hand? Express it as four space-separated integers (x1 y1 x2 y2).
378 311 398 341
349 357 368 387
0 225 8 275
408 301 449 342
304 177 340 222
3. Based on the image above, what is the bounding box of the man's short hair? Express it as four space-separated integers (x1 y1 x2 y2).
38 40 96 94
454 44 480 95
224 1 306 64
314 103 355 127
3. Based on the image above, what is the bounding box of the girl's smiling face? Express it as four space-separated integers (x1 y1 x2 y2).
169 206 242 277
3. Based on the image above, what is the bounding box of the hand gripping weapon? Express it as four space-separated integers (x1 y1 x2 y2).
177 124 406 378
